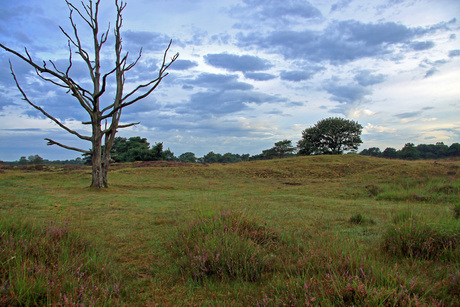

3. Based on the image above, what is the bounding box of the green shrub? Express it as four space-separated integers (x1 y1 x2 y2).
169 211 280 282
382 217 459 260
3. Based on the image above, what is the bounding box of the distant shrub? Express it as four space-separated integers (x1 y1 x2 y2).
382 217 459 260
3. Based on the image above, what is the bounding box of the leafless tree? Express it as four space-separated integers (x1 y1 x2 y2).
0 0 178 188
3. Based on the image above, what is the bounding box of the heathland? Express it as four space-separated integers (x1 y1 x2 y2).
1 155 459 306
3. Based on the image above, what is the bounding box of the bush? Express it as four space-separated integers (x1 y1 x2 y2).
169 211 280 282
382 217 459 260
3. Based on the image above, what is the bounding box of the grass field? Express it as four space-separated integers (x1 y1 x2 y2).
1 155 459 306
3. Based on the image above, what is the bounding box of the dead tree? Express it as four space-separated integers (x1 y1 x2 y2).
0 0 178 188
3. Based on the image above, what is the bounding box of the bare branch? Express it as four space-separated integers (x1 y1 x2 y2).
66 40 73 77
118 122 140 129
100 41 178 120
9 62 91 142
65 1 92 28
94 63 121 101
45 138 89 153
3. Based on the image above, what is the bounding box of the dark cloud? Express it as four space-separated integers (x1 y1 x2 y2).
449 49 460 57
395 111 422 119
204 53 272 72
410 41 435 51
185 73 254 91
123 30 172 52
353 70 386 86
168 59 198 70
323 80 371 104
244 72 277 81
330 0 353 13
280 70 314 82
182 85 194 90
178 90 284 116
424 67 438 78
210 33 232 45
237 20 438 64
420 58 449 78
231 0 322 28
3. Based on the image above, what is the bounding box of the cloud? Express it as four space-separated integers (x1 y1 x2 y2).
178 90 285 116
410 41 435 51
123 30 172 51
280 70 314 82
168 59 198 70
330 0 353 13
323 80 372 104
363 123 396 134
244 72 277 81
424 67 438 78
237 20 441 64
185 73 254 91
353 70 386 86
449 49 460 57
204 53 272 72
394 111 422 119
231 0 322 28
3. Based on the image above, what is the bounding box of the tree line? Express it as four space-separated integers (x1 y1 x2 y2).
359 142 460 160
4 117 458 166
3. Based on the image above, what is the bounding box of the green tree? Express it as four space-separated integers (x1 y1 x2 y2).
179 152 197 163
203 151 222 163
18 156 28 165
297 117 363 155
448 143 460 157
360 147 381 157
28 155 44 165
398 143 420 160
382 147 397 159
272 140 296 158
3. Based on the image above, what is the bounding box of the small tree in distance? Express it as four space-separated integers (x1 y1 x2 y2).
0 0 178 188
297 117 363 155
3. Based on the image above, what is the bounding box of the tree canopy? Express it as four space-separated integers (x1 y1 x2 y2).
360 142 459 160
297 117 363 155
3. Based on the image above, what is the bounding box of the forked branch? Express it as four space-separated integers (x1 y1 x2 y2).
8 61 91 142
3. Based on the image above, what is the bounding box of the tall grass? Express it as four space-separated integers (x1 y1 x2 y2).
0 218 122 306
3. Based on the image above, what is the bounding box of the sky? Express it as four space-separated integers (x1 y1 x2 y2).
0 0 459 161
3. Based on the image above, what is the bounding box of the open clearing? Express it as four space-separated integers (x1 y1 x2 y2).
1 155 459 305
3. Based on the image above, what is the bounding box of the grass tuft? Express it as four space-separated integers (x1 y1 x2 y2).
453 204 460 220
0 218 122 306
349 213 375 225
382 217 459 260
169 211 279 282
